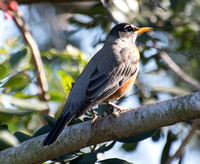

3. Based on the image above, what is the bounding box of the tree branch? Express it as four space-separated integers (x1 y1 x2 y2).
138 42 197 57
0 92 200 164
100 0 119 24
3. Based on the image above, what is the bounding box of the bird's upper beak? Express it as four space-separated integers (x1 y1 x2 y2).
136 27 152 34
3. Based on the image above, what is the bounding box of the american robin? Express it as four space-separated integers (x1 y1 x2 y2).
43 23 152 146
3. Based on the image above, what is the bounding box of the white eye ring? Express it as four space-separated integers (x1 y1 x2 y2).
124 25 133 32
124 25 131 29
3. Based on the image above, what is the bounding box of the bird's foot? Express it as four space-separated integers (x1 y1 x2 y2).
105 103 113 115
107 102 129 117
91 108 100 124
107 102 125 112
91 115 100 124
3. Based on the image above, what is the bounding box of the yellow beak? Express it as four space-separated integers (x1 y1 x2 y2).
136 27 152 34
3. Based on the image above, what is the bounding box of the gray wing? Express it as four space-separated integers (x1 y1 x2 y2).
85 62 137 103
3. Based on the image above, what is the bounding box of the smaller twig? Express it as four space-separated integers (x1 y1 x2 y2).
159 51 200 91
138 42 197 57
150 0 167 12
166 119 200 164
163 49 197 57
147 86 190 96
100 0 119 24
138 42 200 91
12 10 49 101
11 9 50 122
90 145 97 152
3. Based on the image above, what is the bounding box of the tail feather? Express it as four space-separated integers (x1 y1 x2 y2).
43 112 75 146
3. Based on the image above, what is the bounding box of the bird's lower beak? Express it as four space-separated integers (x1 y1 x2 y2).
136 27 152 34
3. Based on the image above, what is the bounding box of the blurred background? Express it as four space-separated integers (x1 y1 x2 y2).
0 0 200 163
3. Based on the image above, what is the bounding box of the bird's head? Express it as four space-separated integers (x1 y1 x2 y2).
107 23 152 44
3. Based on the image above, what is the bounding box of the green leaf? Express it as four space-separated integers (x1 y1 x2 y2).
161 131 177 164
152 129 161 142
13 92 31 99
0 124 8 130
57 153 78 161
9 48 27 68
70 152 97 164
0 62 10 79
0 49 8 54
121 142 138 152
0 128 19 150
5 37 20 48
2 72 31 92
57 150 82 161
14 132 32 143
33 125 52 137
99 158 133 164
94 141 116 153
0 108 33 116
57 70 74 93
41 113 57 127
117 129 159 143
170 0 187 13
49 92 65 101
0 108 33 123
2 94 49 111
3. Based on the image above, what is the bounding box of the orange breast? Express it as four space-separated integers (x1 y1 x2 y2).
106 71 138 102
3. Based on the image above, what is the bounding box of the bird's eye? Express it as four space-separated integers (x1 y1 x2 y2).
123 25 134 33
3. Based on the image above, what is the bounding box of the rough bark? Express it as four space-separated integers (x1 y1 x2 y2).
0 92 200 164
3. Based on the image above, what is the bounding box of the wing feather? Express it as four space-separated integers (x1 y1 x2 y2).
86 62 137 103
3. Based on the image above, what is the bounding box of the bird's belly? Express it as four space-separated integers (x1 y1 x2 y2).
106 72 138 102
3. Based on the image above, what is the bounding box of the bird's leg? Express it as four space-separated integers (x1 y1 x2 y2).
107 102 130 117
107 102 124 112
107 102 122 117
105 103 113 115
91 108 99 124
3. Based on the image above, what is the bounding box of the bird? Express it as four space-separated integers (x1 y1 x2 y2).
43 23 152 146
